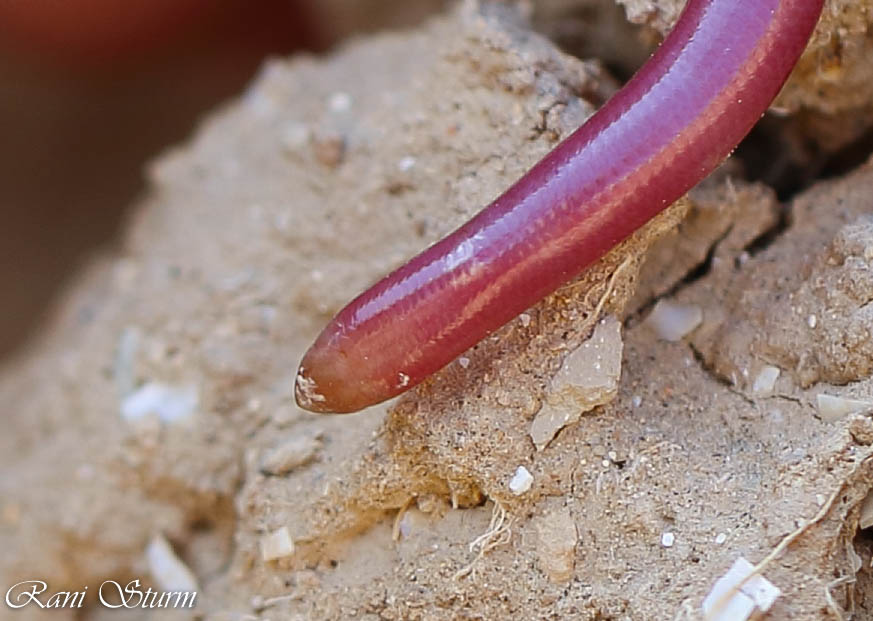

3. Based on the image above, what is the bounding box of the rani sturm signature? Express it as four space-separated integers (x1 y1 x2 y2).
5 579 196 610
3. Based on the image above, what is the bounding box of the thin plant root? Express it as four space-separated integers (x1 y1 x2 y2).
590 255 634 320
825 575 855 620
704 452 873 618
453 501 513 580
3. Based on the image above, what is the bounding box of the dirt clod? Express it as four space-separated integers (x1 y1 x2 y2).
3 1 873 619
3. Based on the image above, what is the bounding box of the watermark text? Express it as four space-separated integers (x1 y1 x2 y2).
5 580 196 610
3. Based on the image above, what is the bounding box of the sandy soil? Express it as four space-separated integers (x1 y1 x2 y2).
3 1 873 619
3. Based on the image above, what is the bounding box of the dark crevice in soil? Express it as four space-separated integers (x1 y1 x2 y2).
743 202 792 258
852 526 873 614
820 125 873 181
530 0 651 84
687 341 754 404
737 114 873 203
735 117 818 201
532 2 873 210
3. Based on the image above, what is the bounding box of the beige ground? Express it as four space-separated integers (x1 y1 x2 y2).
3 1 873 619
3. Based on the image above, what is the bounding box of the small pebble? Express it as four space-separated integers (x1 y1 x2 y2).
147 534 199 592
807 314 817 328
398 156 416 171
311 133 345 168
120 382 198 424
645 299 703 341
327 91 352 112
816 393 873 422
458 357 470 369
752 366 780 395
535 508 577 583
645 299 702 341
661 532 675 547
530 316 622 450
509 466 533 495
261 526 295 562
715 533 727 545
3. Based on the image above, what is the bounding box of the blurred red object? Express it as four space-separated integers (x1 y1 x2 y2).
0 0 321 72
0 1 322 359
0 0 444 359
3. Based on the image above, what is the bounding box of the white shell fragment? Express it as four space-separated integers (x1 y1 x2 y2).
645 299 702 341
396 506 431 540
752 365 780 395
260 526 295 562
121 382 198 423
509 466 534 495
859 489 873 530
114 326 140 397
327 91 352 112
530 316 623 450
534 507 578 583
815 393 873 423
146 534 199 593
702 557 781 621
397 155 416 171
260 434 322 476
